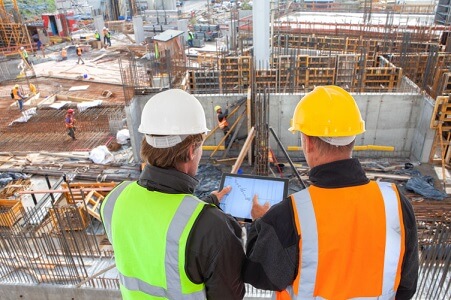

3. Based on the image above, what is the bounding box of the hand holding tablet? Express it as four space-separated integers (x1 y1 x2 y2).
219 173 289 222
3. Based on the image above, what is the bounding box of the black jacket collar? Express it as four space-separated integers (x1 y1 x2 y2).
138 164 199 194
309 158 370 188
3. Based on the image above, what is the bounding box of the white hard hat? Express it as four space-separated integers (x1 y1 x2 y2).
139 89 209 148
20 47 24 50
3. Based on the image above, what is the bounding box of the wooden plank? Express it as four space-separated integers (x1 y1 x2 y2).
231 127 255 174
69 85 90 91
19 187 115 195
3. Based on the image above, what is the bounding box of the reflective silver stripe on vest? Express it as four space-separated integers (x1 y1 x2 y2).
294 189 319 297
103 187 206 299
291 184 400 300
102 181 132 245
377 182 401 298
163 195 206 299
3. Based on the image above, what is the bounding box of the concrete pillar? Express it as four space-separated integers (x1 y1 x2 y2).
253 0 270 69
178 19 189 42
228 19 238 51
153 0 176 10
94 15 105 42
133 16 145 44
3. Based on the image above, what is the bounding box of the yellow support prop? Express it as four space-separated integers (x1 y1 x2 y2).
203 145 225 151
287 145 395 151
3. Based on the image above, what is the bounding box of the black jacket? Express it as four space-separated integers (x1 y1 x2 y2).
243 158 418 299
138 165 245 300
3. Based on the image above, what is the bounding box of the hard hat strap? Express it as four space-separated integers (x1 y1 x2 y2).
145 134 189 148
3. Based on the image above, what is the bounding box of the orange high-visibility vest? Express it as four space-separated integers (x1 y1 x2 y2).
217 114 229 129
12 88 20 100
281 181 405 300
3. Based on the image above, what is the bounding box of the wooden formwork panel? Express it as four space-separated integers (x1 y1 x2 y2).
434 72 451 98
83 191 105 221
219 57 240 67
307 56 336 68
307 68 335 87
0 200 23 227
61 182 117 204
336 54 359 87
197 53 217 68
190 70 220 92
49 205 89 231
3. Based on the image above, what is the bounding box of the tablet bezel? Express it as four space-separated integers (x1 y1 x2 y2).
219 173 289 222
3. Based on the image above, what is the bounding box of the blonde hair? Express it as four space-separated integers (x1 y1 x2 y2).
140 134 204 168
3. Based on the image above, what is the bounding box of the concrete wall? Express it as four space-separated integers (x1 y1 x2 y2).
126 92 436 163
126 95 150 162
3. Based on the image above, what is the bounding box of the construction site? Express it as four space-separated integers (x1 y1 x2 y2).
0 0 450 299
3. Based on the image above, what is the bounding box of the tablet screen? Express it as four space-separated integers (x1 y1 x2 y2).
219 173 289 222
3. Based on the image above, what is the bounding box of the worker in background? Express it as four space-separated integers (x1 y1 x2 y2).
61 47 67 61
40 43 45 58
94 30 101 41
215 105 231 147
244 86 419 299
102 27 108 44
187 30 194 47
105 29 111 46
100 89 245 299
12 84 25 111
102 27 111 45
76 45 84 64
65 109 77 140
19 46 30 65
29 83 37 96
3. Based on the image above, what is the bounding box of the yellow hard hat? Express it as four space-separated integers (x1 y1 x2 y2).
14 84 19 89
289 85 365 137
214 105 221 112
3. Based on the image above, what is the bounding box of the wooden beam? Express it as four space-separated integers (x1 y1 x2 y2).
231 127 255 174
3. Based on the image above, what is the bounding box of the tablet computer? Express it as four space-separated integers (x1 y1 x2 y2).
219 173 289 222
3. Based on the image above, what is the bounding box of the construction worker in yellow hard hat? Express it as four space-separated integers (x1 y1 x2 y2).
100 89 245 299
215 104 231 147
11 84 25 111
244 85 419 299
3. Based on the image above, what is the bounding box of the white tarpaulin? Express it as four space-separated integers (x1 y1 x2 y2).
8 108 37 126
116 129 130 144
89 145 115 164
77 100 103 112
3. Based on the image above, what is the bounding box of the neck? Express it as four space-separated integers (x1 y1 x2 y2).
309 152 352 168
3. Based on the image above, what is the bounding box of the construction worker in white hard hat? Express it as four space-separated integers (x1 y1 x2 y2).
244 86 419 299
102 27 109 46
215 104 232 147
19 46 30 65
100 89 245 299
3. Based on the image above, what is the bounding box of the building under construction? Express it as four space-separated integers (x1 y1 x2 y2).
0 0 450 299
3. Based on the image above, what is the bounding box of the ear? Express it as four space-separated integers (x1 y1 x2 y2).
188 143 195 161
302 134 314 155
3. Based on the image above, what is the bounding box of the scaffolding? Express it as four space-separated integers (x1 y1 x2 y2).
0 0 32 56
